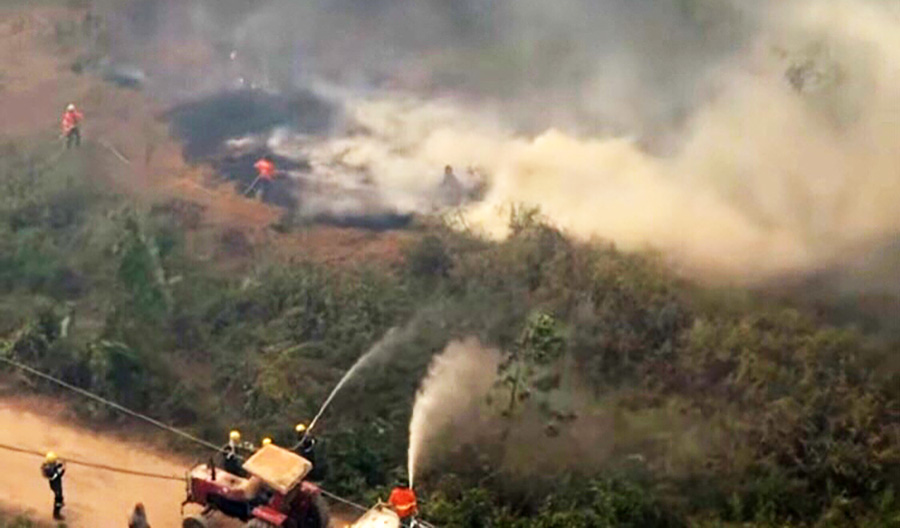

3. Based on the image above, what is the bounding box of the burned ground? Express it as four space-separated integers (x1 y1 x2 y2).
166 89 335 161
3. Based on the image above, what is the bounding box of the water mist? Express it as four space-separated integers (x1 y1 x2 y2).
407 338 500 487
304 325 412 438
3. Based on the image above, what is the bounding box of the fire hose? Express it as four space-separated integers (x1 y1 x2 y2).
0 354 437 525
0 442 183 481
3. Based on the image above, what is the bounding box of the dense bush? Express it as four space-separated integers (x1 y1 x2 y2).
0 139 898 526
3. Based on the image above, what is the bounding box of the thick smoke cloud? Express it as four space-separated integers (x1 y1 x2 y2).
101 0 900 279
405 339 702 484
106 0 756 135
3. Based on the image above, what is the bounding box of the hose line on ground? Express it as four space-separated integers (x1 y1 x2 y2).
0 354 435 524
0 442 183 482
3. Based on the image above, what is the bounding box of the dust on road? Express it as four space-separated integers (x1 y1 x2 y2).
0 396 196 527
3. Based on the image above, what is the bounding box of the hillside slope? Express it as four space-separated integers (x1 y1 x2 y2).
0 4 407 270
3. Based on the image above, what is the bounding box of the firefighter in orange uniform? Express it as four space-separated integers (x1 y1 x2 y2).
252 156 276 199
388 477 418 527
61 104 84 149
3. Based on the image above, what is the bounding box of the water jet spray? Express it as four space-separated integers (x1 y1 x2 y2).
296 325 411 448
407 339 500 488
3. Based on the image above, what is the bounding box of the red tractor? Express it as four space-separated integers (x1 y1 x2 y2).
181 444 330 528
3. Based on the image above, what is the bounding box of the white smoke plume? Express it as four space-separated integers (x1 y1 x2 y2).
286 0 900 279
407 338 501 487
103 0 900 280
108 0 752 136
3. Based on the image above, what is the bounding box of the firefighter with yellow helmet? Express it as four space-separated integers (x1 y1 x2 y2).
294 423 316 458
222 429 251 477
294 422 307 437
294 422 326 480
41 451 66 520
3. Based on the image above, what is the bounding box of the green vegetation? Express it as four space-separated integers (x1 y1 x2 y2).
0 517 32 528
0 138 898 527
0 512 49 528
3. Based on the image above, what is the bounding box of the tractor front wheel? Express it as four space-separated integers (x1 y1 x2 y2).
182 514 209 528
299 494 330 528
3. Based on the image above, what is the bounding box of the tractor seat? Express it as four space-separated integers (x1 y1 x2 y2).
222 476 265 502
191 464 244 489
214 472 244 489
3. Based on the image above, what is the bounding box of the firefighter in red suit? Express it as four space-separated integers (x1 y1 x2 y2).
61 104 84 149
253 156 276 199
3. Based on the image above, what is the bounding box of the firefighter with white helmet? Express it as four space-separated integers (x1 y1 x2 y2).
41 451 66 520
61 104 83 149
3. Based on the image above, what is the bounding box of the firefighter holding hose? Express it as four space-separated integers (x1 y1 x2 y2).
223 430 249 476
388 476 418 527
294 422 329 480
41 452 66 520
246 155 276 199
295 423 315 458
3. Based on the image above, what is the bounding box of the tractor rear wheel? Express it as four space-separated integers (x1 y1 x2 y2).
299 494 330 528
247 519 277 528
182 514 209 528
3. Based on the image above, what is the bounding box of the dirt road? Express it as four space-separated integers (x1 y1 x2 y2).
0 396 197 527
0 393 363 528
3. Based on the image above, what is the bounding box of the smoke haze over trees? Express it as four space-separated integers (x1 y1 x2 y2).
104 0 754 134
1 136 898 525
87 0 900 279
3 1 900 526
